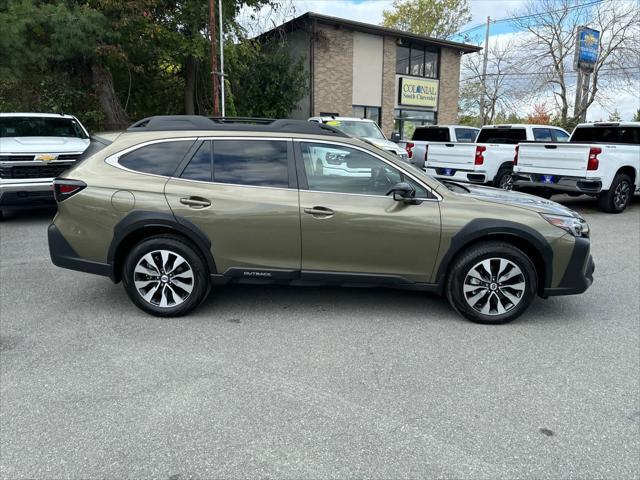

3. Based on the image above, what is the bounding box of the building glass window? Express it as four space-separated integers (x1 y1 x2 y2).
393 109 437 140
396 44 439 79
352 105 381 127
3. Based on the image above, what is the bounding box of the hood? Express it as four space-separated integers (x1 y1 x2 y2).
363 137 404 154
0 136 90 154
460 184 582 218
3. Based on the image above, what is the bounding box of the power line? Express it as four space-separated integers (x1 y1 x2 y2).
451 0 604 39
460 66 640 82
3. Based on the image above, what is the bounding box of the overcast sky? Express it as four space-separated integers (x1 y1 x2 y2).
283 0 639 121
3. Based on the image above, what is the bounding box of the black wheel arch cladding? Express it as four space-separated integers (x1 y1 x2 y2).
108 210 217 280
435 218 554 290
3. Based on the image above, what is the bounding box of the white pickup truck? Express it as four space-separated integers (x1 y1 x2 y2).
513 122 640 213
422 124 571 189
398 125 479 168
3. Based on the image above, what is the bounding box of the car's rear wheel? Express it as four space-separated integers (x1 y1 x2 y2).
495 167 513 190
122 235 209 317
446 242 537 324
598 173 632 213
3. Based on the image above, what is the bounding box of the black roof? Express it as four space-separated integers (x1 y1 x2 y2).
127 115 348 137
257 12 482 54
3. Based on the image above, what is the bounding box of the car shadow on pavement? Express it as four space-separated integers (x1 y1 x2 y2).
0 206 57 223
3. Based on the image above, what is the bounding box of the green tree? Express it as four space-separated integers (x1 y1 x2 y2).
608 109 622 122
381 0 471 38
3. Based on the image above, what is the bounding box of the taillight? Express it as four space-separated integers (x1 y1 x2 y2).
405 142 414 159
513 145 519 165
53 179 86 202
474 146 486 165
587 147 601 171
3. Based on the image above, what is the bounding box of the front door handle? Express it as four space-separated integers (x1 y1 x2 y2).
180 197 211 209
304 206 334 217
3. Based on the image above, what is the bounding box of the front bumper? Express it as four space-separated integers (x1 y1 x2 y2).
513 173 602 194
0 180 55 207
48 224 112 277
542 236 594 297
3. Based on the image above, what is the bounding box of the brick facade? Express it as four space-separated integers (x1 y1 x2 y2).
312 25 354 117
437 48 462 124
381 36 397 137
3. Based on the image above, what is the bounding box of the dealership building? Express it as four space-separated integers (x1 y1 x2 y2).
259 12 481 139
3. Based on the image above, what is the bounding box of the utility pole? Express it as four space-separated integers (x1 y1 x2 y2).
580 72 591 122
209 0 220 116
218 0 225 117
479 16 491 125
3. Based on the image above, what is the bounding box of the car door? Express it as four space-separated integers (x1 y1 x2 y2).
296 140 441 284
164 137 301 276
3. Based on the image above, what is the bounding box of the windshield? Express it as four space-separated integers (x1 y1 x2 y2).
0 116 88 139
324 120 386 140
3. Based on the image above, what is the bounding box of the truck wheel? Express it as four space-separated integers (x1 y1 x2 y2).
494 167 513 190
446 242 537 325
597 173 632 213
122 235 210 317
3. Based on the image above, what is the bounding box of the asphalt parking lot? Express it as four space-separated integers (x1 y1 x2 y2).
1 195 639 479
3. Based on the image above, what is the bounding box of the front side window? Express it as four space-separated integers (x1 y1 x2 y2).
300 142 428 197
553 129 570 142
0 116 88 139
118 140 194 176
455 128 479 143
213 140 289 187
533 128 553 142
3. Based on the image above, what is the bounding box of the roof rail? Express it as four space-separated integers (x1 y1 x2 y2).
126 115 348 137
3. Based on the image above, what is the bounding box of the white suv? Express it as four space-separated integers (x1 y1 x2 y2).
308 116 408 161
0 113 90 217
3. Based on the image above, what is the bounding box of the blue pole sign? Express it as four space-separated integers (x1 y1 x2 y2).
574 26 600 72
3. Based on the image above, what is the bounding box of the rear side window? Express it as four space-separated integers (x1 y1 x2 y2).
412 127 450 142
181 142 212 182
213 140 289 187
553 129 570 142
119 140 194 176
533 128 553 142
476 128 527 144
454 128 478 143
571 126 640 145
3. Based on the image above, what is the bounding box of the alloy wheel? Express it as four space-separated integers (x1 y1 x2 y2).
463 258 526 316
499 173 513 190
613 180 631 210
133 250 194 308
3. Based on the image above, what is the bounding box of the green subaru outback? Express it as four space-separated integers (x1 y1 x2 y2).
48 116 594 324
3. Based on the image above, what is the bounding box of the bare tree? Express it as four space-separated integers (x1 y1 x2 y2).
513 0 640 126
459 39 528 124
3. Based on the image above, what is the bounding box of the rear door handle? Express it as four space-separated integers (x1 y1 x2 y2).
180 197 211 208
304 206 334 217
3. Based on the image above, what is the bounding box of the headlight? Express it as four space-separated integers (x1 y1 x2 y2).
541 214 589 237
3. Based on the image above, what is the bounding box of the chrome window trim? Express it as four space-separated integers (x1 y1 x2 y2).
293 138 443 201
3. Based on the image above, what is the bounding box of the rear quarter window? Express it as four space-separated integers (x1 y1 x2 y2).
118 140 194 176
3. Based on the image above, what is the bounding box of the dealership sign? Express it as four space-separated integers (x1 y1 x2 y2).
398 77 439 108
574 26 600 72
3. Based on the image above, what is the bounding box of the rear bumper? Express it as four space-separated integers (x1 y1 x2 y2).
542 237 594 297
48 224 112 277
513 173 602 193
425 167 488 184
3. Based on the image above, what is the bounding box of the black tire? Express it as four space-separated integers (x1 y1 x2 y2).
446 242 538 325
494 167 513 190
597 173 632 213
122 234 210 317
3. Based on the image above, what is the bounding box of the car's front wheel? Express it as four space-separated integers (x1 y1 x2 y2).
446 242 537 324
122 235 210 317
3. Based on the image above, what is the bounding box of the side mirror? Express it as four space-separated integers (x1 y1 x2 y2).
390 132 401 143
386 182 416 202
